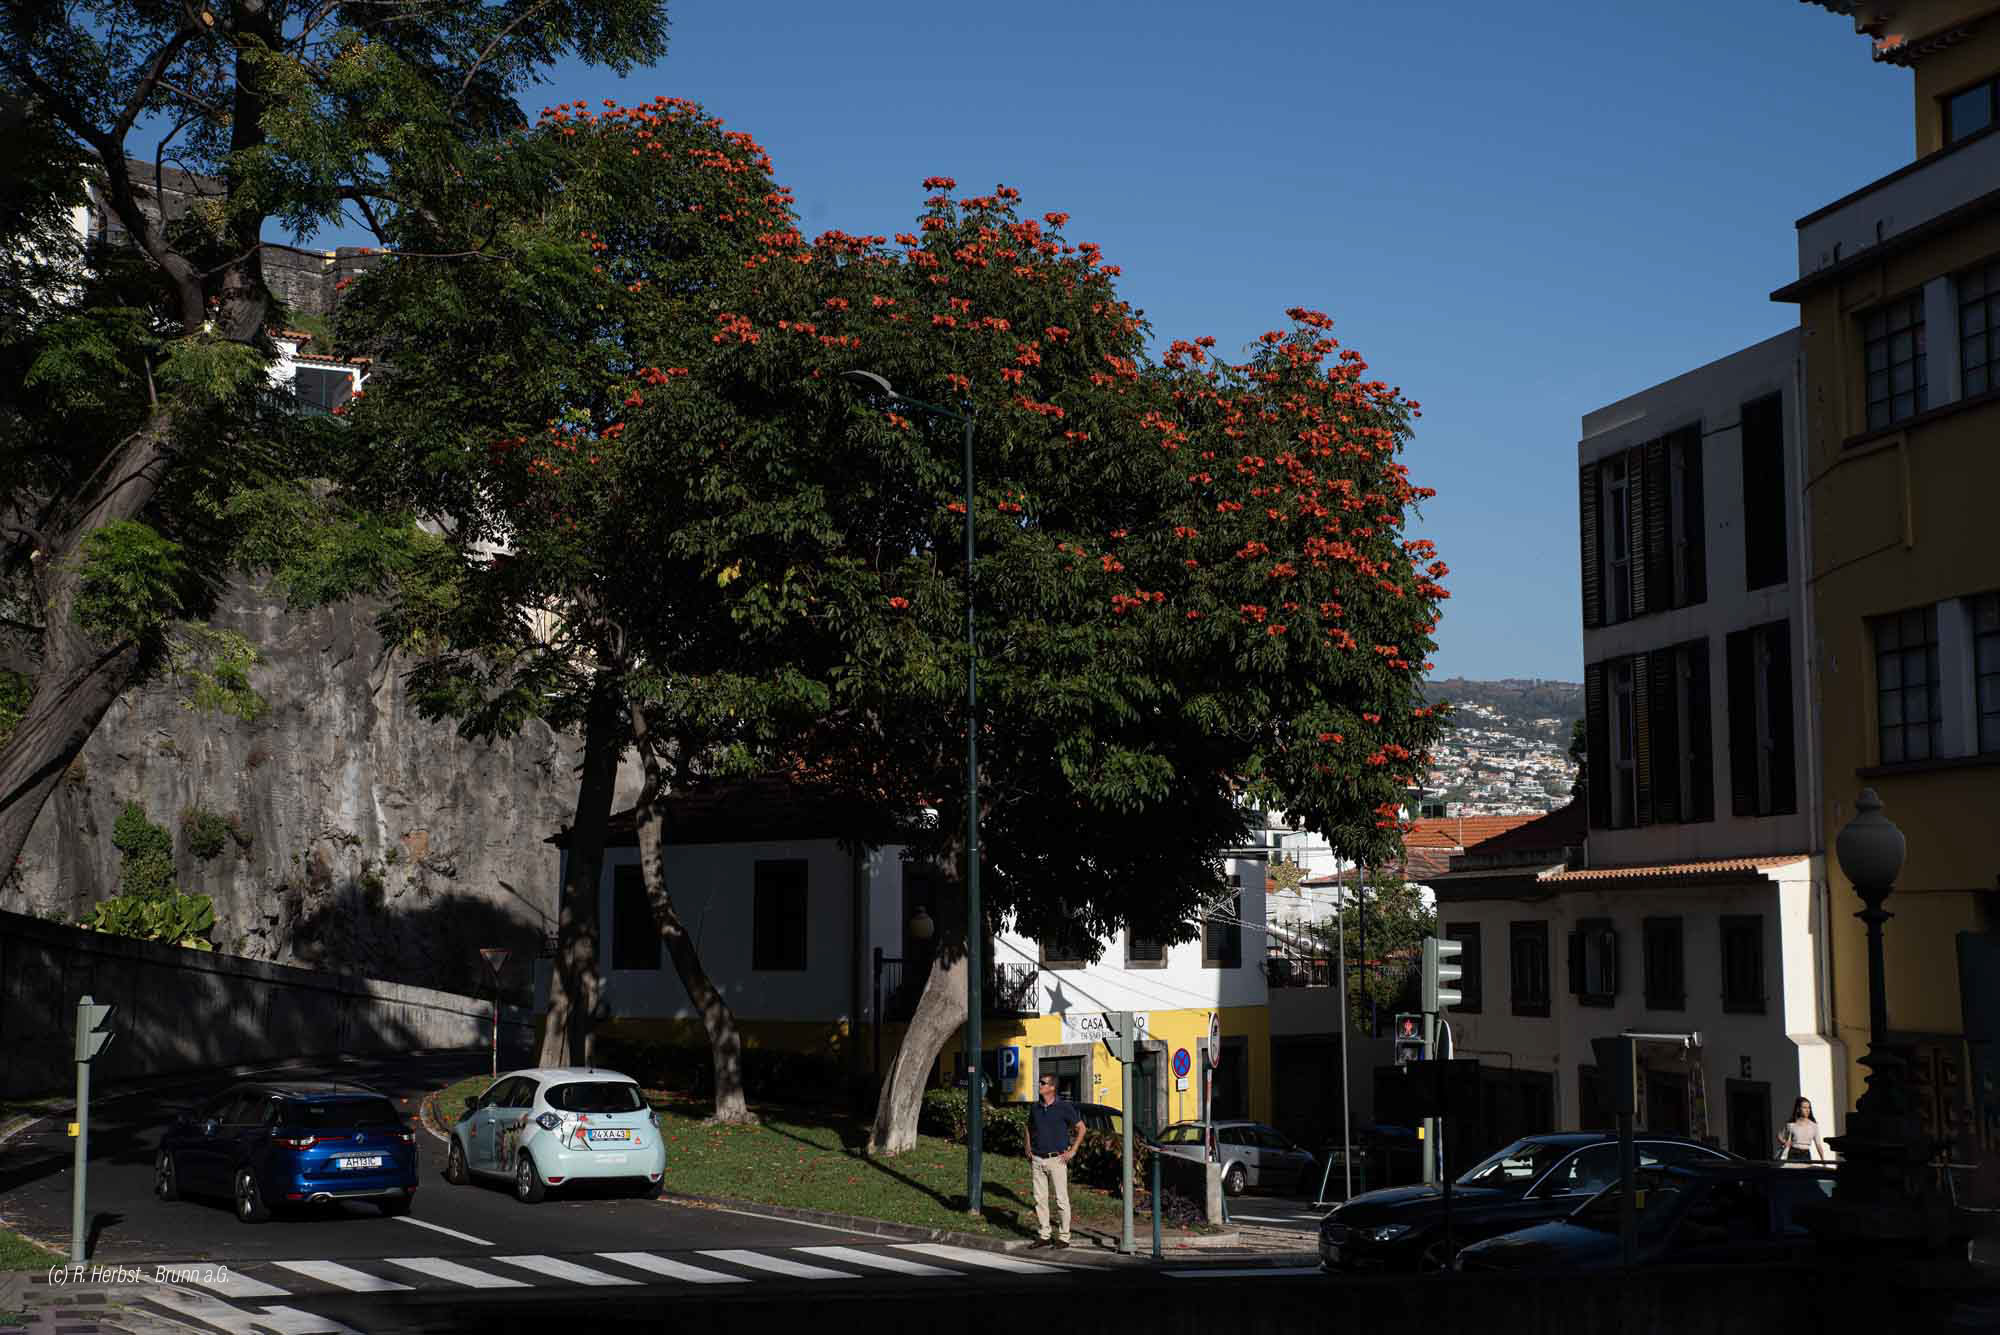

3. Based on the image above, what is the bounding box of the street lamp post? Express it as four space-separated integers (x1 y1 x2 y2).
839 371 985 1216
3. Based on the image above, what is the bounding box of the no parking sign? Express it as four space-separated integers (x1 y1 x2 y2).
1172 1047 1191 1078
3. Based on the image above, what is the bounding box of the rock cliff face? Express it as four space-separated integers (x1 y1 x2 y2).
10 579 639 1001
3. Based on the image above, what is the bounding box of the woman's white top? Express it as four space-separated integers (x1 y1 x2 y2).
1779 1118 1824 1157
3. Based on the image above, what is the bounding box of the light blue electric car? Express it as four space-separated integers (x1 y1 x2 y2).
445 1067 666 1202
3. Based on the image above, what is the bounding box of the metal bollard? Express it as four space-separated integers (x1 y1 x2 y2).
1150 1149 1162 1259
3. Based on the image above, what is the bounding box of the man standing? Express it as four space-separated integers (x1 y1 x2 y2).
1028 1072 1085 1248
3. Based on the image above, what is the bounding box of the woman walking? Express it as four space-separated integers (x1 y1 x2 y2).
1777 1096 1827 1162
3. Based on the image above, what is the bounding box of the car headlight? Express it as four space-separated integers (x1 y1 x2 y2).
535 1112 562 1131
1367 1224 1414 1242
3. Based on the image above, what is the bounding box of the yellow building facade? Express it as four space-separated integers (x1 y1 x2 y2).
1782 2 2000 1157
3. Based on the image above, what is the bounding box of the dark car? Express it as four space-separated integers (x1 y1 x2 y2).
156 1082 420 1223
1453 1161 1839 1272
1077 1103 1122 1137
1318 1131 1735 1271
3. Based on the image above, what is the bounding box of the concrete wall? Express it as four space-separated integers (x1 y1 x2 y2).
0 910 528 1098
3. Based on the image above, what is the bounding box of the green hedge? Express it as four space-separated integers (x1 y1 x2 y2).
592 1038 855 1105
919 1088 1029 1156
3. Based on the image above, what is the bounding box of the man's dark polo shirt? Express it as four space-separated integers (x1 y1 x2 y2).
1030 1097 1082 1156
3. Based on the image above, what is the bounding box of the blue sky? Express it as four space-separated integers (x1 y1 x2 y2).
300 3 1916 681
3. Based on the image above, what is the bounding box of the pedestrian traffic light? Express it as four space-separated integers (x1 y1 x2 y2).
74 996 117 1062
1423 936 1463 1014
1393 1013 1425 1064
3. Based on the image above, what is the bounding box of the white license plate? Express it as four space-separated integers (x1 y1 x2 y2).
588 1128 631 1142
335 1155 385 1170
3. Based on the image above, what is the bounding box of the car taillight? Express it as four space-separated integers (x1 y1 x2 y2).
535 1112 562 1131
273 1135 318 1149
649 1110 660 1128
396 1130 416 1144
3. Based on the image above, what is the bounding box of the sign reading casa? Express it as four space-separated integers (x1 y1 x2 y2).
1060 1011 1149 1045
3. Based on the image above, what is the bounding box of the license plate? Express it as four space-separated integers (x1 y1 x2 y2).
335 1155 385 1170
588 1128 631 1142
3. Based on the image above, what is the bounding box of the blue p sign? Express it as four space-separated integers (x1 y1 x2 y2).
998 1046 1020 1087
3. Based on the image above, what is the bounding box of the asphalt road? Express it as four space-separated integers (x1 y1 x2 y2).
0 1051 1323 1333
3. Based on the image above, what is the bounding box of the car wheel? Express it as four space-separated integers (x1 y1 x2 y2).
1418 1238 1457 1272
154 1150 181 1202
1223 1163 1247 1197
234 1167 271 1224
444 1138 468 1186
514 1152 546 1204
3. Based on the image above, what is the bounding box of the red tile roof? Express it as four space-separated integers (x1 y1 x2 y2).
1403 814 1543 849
1538 855 1807 884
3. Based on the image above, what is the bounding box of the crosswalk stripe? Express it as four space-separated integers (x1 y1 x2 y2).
165 1266 291 1299
146 1290 363 1334
695 1248 860 1280
384 1257 531 1289
273 1260 414 1293
892 1243 1067 1274
794 1245 959 1277
596 1252 749 1284
492 1254 641 1286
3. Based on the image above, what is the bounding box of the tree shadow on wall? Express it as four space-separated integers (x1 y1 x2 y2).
275 874 546 1004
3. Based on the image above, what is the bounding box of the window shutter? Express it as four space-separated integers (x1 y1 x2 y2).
1579 463 1602 629
1643 437 1671 610
1585 662 1611 829
1688 640 1715 821
1625 446 1649 616
1726 630 1757 818
1648 650 1682 823
1683 430 1707 605
1631 651 1653 826
1567 929 1584 996
1603 929 1620 996
1766 624 1798 815
1741 396 1786 591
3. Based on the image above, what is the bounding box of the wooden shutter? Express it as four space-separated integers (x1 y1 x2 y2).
1625 446 1649 616
1567 929 1585 996
1649 650 1682 824
1726 629 1757 818
1644 437 1672 610
1631 650 1653 827
1766 623 1798 815
1585 661 1611 829
1579 463 1602 629
1741 397 1786 591
1688 640 1715 821
1682 429 1707 605
1603 928 1620 997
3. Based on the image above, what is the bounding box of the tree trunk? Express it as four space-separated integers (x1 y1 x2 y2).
630 708 755 1124
536 672 621 1067
0 407 177 888
867 949 967 1156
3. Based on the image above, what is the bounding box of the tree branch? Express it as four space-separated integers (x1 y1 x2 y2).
453 0 553 110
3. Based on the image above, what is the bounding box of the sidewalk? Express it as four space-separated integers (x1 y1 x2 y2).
0 1271 198 1335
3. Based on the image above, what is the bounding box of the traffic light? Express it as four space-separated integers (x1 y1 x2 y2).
1393 1012 1425 1064
1589 1035 1638 1115
74 996 117 1062
1423 936 1463 1014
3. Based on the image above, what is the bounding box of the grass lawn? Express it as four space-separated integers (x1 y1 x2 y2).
427 1076 1181 1241
0 1227 57 1272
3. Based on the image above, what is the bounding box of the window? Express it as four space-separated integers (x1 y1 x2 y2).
1726 1080 1772 1161
544 1081 646 1113
1611 661 1637 827
1544 1144 1620 1197
1210 1036 1249 1118
1663 427 1706 608
1643 916 1686 1011
610 865 661 971
1124 921 1168 968
1509 921 1551 1018
1039 920 1093 969
1721 915 1765 1013
1444 922 1482 1013
1604 457 1632 623
1873 605 1943 764
1944 75 1998 146
1652 639 1715 825
1038 1055 1084 1105
1202 879 1243 969
1863 293 1928 430
293 366 353 415
1726 621 1797 817
1963 258 2000 399
1568 919 1619 1006
1739 394 1788 591
751 859 808 971
1975 593 2000 754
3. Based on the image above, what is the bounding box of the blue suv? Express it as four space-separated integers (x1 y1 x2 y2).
155 1082 420 1223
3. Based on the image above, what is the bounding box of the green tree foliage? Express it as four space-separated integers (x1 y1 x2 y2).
111 799 176 899
1308 877 1435 1012
0 0 672 892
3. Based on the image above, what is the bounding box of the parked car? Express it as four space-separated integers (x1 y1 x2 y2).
447 1067 665 1202
1318 1132 1735 1272
1453 1161 1839 1272
1151 1120 1318 1196
155 1082 419 1224
1077 1103 1122 1137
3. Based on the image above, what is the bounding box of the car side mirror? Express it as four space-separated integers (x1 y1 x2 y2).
201 1119 220 1137
463 1096 481 1116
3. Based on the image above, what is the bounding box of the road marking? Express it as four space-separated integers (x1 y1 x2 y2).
596 1252 749 1284
274 1260 415 1293
700 1204 882 1236
391 1215 494 1246
1164 1265 1326 1278
384 1257 531 1289
794 1246 958 1277
492 1254 642 1286
892 1243 1067 1274
146 1290 363 1333
169 1266 291 1299
696 1248 860 1280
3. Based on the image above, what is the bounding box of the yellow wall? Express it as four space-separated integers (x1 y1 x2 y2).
1793 15 2000 1110
1906 4 2000 154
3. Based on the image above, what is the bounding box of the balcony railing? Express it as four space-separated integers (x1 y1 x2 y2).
876 957 1040 1021
1264 956 1333 989
1792 126 2000 283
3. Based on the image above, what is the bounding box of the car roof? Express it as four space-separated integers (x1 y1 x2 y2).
232 1082 388 1100
498 1067 638 1082
1517 1131 1721 1149
1162 1119 1267 1130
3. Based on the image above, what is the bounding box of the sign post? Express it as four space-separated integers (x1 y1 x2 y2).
71 996 117 1265
1101 1012 1136 1254
480 948 511 1080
